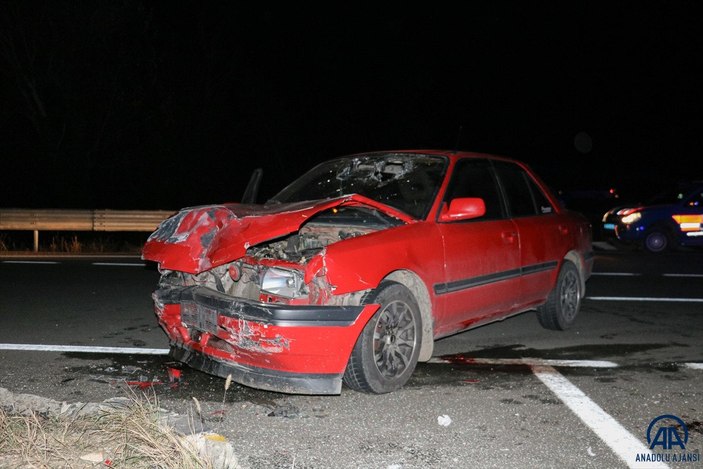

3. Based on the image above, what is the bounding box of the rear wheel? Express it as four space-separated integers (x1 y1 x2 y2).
537 261 582 330
343 282 422 394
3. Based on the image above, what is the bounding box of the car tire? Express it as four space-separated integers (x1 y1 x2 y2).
644 228 670 253
343 282 422 394
537 261 582 331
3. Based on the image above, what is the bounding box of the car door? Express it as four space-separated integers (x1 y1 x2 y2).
434 158 521 337
493 160 566 306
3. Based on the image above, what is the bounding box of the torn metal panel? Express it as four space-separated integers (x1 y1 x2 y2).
142 194 412 274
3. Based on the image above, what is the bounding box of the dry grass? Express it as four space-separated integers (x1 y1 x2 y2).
49 235 83 253
0 234 11 252
0 232 146 253
0 389 216 468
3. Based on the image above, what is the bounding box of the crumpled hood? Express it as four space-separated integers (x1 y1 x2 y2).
142 194 413 274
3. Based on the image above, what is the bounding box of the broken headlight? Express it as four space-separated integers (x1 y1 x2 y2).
261 267 306 298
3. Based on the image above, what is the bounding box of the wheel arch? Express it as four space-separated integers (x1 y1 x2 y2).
383 269 434 362
563 250 587 297
646 220 677 237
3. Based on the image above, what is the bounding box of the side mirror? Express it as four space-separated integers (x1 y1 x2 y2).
439 197 486 222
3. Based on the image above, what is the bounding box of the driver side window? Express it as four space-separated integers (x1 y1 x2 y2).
445 159 504 220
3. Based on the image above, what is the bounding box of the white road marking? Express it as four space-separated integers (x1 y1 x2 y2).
0 343 169 355
587 296 703 303
591 272 641 276
662 273 703 278
592 242 617 250
532 365 669 469
3 340 700 469
1 260 59 265
0 348 683 370
427 357 618 368
428 356 703 372
91 262 146 267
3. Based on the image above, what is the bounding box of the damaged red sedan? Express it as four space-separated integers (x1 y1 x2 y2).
142 150 593 395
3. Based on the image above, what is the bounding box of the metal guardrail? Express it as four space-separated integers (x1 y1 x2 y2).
0 209 174 252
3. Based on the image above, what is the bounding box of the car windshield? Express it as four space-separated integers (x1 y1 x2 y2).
269 153 447 219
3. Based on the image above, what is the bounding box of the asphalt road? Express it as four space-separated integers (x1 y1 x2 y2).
1 246 702 468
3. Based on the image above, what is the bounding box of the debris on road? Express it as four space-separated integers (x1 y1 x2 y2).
437 414 452 427
0 386 240 468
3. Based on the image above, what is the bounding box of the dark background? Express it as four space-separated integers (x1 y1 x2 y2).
2 1 702 211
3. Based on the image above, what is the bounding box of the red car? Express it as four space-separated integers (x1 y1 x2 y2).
142 150 593 395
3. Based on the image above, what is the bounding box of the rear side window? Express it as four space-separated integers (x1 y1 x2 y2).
444 159 504 220
494 161 554 217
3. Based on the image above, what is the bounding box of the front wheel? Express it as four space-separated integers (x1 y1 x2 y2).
343 282 422 394
644 228 670 253
537 261 582 330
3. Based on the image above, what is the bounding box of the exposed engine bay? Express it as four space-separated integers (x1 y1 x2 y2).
246 206 399 262
158 206 402 303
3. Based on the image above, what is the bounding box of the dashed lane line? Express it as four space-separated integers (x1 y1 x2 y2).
0 344 169 355
427 357 618 368
1 260 59 265
591 272 641 276
587 296 703 303
592 241 618 251
2 346 700 370
91 262 146 267
427 356 703 370
1 260 146 267
592 272 703 278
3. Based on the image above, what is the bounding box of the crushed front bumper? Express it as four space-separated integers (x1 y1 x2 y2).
153 286 378 395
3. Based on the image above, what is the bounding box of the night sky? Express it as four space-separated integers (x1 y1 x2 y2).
2 2 703 211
